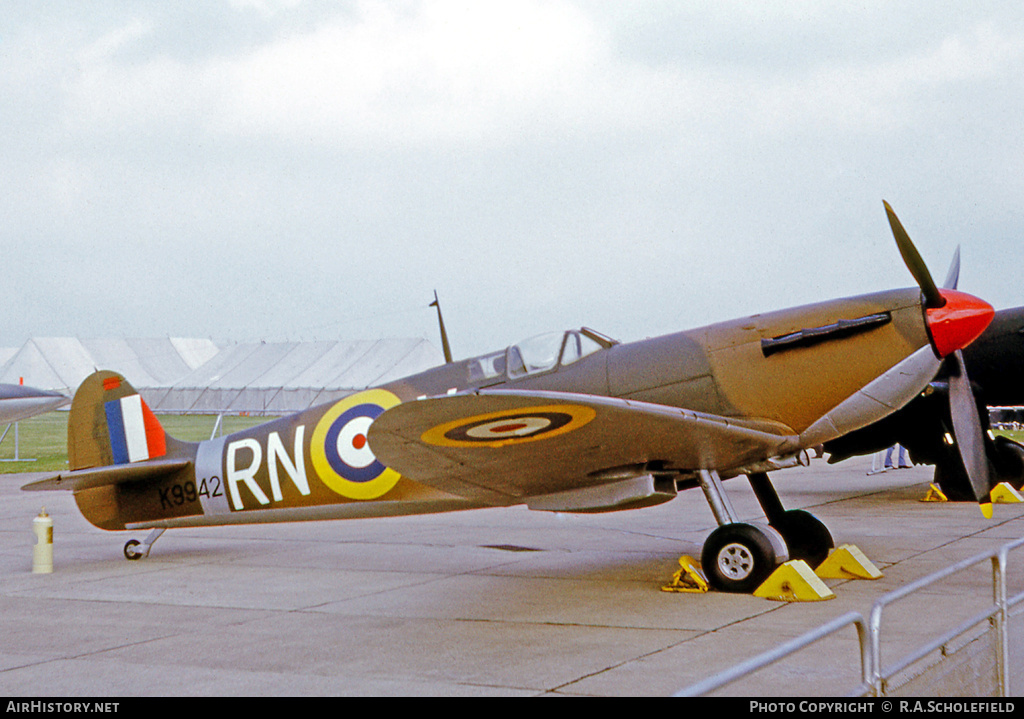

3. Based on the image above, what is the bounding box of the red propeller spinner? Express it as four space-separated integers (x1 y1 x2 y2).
925 289 994 358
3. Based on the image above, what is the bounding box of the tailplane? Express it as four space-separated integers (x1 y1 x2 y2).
68 371 182 470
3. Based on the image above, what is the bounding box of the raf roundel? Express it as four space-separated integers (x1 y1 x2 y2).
465 416 554 439
311 389 403 500
421 404 597 448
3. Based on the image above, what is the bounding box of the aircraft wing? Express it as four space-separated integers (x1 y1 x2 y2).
0 384 68 424
368 389 799 505
21 458 192 492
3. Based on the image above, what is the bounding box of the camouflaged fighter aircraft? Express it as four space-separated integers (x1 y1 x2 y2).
22 203 997 592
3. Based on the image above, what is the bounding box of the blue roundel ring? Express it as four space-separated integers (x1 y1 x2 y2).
311 389 403 501
323 404 385 483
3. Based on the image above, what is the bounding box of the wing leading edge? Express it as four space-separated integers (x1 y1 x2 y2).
368 389 800 506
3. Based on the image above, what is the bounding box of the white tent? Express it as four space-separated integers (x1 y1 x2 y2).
148 338 442 414
0 336 443 415
0 337 219 394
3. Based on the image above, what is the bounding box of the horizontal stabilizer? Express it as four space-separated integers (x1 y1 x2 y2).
21 458 192 493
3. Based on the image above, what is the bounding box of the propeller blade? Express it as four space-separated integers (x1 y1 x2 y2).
948 350 993 517
883 201 946 309
943 246 961 290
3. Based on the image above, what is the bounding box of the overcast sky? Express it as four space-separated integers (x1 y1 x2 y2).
3 1 1022 359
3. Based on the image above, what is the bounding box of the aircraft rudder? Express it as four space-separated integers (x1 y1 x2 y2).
68 370 178 471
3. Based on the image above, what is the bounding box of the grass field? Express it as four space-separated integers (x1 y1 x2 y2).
2 411 1022 475
0 412 277 473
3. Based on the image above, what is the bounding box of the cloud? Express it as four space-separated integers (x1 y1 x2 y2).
59 2 1024 159
63 1 682 149
752 21 1024 135
3 2 1022 348
226 0 304 16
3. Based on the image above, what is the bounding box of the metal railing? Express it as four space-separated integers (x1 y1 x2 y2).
676 611 873 697
676 536 1024 697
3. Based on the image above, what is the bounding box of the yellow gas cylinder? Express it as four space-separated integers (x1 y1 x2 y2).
32 508 53 574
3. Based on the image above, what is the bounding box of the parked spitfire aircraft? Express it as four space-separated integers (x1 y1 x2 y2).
0 383 68 424
23 203 996 592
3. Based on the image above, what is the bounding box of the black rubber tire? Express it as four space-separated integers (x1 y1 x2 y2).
701 523 777 593
993 436 1024 490
934 459 977 502
124 539 143 561
770 509 834 569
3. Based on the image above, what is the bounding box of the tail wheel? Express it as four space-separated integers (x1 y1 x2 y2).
124 540 143 560
701 523 777 593
770 509 834 569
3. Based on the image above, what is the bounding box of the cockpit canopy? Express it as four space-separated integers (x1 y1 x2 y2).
468 328 617 383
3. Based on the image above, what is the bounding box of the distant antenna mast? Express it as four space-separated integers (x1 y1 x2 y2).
430 290 453 364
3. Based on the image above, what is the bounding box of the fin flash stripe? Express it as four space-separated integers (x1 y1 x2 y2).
105 394 166 464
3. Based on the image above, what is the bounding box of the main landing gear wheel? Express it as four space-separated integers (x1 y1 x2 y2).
933 459 976 502
701 523 778 593
993 436 1024 491
770 509 834 569
747 472 833 570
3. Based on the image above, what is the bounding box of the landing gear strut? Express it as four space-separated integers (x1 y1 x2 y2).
748 472 833 569
695 469 834 593
696 469 787 593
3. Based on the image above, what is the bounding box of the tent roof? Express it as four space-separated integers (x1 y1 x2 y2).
0 337 222 393
0 336 443 413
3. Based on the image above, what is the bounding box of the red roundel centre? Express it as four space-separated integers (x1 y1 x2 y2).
352 434 367 450
491 423 529 434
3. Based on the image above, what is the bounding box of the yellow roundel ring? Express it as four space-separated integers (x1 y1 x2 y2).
311 389 402 500
421 404 597 448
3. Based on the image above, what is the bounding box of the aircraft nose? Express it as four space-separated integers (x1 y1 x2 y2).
925 289 995 358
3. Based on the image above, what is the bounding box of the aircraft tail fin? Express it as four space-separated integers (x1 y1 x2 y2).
68 371 185 471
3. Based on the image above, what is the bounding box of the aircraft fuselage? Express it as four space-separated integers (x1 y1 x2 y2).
72 287 938 531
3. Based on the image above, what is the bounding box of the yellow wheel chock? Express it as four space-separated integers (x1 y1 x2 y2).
814 544 882 580
662 556 709 593
920 483 948 503
753 560 835 602
663 548 882 598
990 482 1024 504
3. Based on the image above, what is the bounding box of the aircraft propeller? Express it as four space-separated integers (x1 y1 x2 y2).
943 245 961 293
884 201 995 517
885 201 946 310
